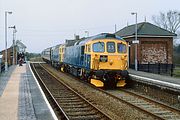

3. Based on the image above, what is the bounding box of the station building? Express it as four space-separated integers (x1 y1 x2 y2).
115 22 176 74
0 40 26 66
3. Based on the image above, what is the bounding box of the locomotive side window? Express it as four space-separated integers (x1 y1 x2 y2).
81 46 85 54
118 43 126 53
93 42 104 52
88 44 91 52
107 42 115 53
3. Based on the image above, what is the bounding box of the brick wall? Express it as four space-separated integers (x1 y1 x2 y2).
139 37 173 64
126 37 173 65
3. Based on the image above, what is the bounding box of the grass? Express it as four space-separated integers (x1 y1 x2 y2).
173 67 180 78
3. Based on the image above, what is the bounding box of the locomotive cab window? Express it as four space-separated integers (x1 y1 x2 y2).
93 42 104 52
118 43 126 53
107 42 115 53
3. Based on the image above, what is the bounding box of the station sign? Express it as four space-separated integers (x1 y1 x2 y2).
132 40 139 44
0 55 2 63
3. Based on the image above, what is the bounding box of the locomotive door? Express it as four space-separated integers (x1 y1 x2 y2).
80 46 85 65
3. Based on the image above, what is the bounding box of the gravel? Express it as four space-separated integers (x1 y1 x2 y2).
42 64 155 120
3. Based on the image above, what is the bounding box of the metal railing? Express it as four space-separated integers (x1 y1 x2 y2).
0 63 5 73
130 63 180 77
173 64 180 77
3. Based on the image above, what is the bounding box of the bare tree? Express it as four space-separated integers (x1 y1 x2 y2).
152 10 180 33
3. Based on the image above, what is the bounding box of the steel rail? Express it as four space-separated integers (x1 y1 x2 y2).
34 63 113 120
40 63 180 119
40 63 165 119
31 63 69 120
120 88 180 113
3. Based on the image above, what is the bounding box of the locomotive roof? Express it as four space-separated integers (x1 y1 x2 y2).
75 33 124 45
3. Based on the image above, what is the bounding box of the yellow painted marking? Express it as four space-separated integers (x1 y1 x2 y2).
117 80 126 87
90 79 104 87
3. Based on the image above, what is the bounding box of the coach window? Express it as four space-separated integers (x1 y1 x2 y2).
107 42 115 53
118 43 126 53
93 42 104 52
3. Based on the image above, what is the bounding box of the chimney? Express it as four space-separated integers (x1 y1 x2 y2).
75 35 80 40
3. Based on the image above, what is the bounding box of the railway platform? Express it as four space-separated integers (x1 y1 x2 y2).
0 62 56 120
128 69 180 91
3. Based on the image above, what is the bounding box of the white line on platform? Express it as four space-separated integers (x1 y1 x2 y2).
129 74 180 89
29 63 58 120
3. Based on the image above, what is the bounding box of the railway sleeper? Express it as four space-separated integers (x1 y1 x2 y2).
154 110 174 114
67 110 99 116
55 96 80 100
161 115 180 119
58 101 87 106
58 99 83 102
64 107 93 112
68 114 103 120
61 104 90 109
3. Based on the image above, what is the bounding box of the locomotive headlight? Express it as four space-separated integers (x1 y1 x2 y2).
121 55 127 60
109 59 113 65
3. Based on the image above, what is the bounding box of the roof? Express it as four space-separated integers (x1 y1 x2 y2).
16 40 27 48
115 22 176 38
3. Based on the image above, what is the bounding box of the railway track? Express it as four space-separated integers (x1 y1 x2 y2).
106 89 180 120
32 63 180 119
31 63 112 120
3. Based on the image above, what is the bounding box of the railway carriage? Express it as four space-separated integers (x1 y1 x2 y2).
51 44 61 68
41 47 51 63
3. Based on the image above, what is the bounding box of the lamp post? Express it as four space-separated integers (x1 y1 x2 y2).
9 25 17 65
131 12 138 71
5 11 12 71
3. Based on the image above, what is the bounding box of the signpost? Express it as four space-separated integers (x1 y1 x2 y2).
0 55 2 73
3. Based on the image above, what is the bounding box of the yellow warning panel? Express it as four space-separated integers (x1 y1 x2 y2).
90 79 104 87
117 80 126 87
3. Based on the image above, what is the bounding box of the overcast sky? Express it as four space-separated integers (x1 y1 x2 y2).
0 0 180 53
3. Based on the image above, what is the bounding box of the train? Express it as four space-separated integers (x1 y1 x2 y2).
41 33 129 88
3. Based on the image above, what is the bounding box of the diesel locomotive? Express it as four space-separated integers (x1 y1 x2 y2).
41 33 129 88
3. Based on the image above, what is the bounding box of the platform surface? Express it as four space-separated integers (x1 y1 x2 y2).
128 69 180 84
128 68 180 91
0 63 55 120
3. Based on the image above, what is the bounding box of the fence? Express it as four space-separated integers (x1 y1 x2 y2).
129 63 178 77
0 63 5 73
173 64 180 77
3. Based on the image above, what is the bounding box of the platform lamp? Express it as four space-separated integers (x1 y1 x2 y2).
5 11 12 71
9 25 17 65
131 12 139 71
